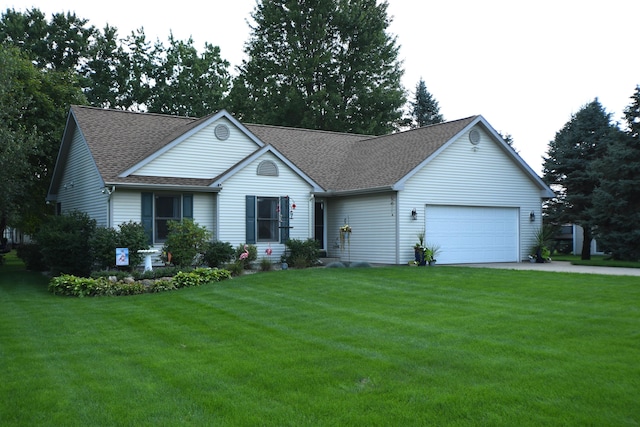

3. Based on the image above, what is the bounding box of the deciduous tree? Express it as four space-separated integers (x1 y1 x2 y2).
229 0 405 135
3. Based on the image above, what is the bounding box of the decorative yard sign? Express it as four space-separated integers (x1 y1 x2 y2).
116 248 129 266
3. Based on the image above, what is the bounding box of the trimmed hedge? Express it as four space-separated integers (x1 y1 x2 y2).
49 267 231 297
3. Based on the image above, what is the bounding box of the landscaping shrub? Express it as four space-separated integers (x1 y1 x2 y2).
49 267 231 297
91 226 119 270
260 257 273 271
162 219 211 268
16 243 48 271
282 238 320 268
117 221 149 269
36 211 96 276
235 243 257 269
203 240 235 268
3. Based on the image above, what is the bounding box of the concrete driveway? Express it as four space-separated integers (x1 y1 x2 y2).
457 261 640 277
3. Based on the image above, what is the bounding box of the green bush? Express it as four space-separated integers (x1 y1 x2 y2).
260 257 273 271
163 219 211 268
91 227 119 270
203 240 235 267
117 221 149 269
49 267 231 297
37 211 96 276
282 238 320 268
235 244 257 269
16 243 48 271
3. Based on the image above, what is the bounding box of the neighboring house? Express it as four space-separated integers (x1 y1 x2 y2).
47 106 554 266
554 224 603 256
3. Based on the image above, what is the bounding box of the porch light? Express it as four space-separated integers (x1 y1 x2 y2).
411 208 417 220
529 211 535 222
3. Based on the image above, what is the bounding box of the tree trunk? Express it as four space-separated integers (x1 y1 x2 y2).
581 227 592 260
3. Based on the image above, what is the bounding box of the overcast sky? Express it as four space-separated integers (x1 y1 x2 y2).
3 0 639 174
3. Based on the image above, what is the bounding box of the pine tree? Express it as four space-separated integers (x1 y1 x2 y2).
409 78 443 128
590 86 640 260
542 99 621 260
228 0 405 135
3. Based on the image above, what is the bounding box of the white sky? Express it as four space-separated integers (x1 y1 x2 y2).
3 0 639 174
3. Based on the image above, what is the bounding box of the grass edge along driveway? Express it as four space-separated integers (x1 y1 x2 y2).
1 257 639 426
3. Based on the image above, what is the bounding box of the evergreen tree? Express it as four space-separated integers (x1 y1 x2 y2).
590 86 640 260
542 99 620 260
409 78 443 128
228 0 405 135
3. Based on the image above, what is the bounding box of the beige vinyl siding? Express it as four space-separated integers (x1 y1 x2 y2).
57 129 108 226
111 190 141 227
133 118 258 179
399 127 542 262
193 193 215 239
112 190 216 253
216 152 313 262
326 192 398 264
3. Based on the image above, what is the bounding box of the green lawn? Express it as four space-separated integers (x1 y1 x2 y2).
1 252 639 426
552 253 640 268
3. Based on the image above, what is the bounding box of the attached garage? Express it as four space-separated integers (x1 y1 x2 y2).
425 205 519 264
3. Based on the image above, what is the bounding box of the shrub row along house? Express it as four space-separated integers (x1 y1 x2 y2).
47 106 554 266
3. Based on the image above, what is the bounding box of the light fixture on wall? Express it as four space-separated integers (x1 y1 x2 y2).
411 208 417 220
529 211 536 222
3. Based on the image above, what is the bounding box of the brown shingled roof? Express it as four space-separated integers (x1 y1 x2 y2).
247 116 477 191
71 105 199 181
67 105 478 193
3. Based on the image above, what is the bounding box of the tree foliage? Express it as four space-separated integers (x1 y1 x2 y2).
409 78 443 128
542 99 622 260
229 0 405 135
147 34 230 117
589 86 640 261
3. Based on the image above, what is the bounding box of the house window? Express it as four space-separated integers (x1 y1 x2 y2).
141 193 193 244
257 197 279 241
155 195 181 242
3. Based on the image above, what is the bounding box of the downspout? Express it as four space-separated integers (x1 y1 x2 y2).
395 191 400 265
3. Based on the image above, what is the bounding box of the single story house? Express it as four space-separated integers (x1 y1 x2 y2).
47 106 554 265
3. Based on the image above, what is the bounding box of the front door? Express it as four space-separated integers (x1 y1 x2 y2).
314 201 324 250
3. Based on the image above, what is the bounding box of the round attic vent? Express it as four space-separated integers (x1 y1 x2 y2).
469 129 480 145
214 124 230 141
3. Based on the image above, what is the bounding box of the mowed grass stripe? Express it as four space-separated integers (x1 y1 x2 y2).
2 255 639 426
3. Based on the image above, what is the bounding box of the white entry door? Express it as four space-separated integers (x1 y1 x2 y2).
425 205 519 264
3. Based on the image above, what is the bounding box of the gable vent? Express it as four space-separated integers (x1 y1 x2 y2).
257 160 279 176
214 124 230 141
469 129 480 145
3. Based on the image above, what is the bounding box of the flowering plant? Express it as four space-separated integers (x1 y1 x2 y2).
340 224 352 233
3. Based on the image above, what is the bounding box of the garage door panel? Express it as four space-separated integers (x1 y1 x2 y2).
425 206 518 264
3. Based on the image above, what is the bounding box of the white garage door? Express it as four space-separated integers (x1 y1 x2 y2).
425 205 519 264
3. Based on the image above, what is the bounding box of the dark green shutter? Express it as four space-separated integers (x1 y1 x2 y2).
141 192 153 244
183 194 193 219
280 196 290 243
246 195 256 244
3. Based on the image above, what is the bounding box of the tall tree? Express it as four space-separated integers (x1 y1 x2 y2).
229 0 405 135
409 78 443 128
147 34 230 117
0 8 95 71
590 86 640 260
0 45 40 240
542 99 620 260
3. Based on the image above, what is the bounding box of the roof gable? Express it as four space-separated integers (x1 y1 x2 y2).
53 107 552 197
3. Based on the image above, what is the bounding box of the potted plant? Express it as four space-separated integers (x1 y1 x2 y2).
530 225 554 263
424 243 441 266
414 231 426 265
